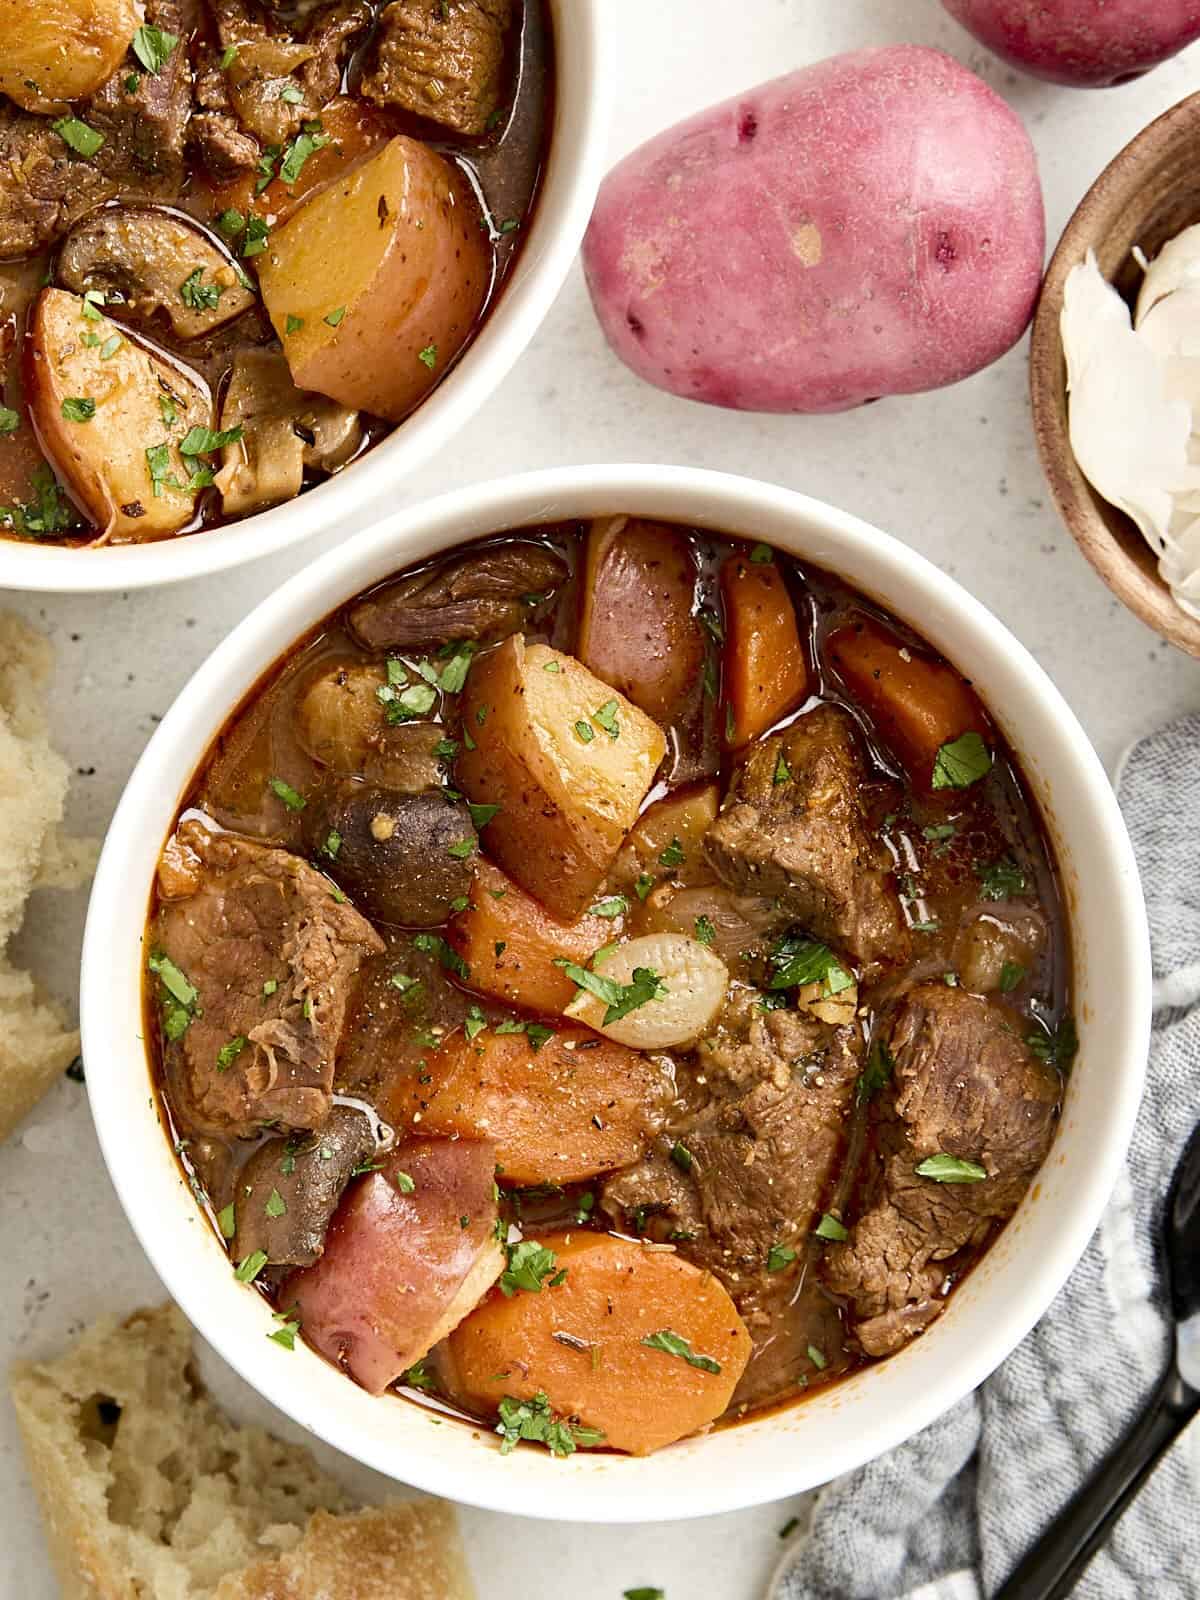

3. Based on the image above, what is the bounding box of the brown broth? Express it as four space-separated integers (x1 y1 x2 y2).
145 519 1072 1445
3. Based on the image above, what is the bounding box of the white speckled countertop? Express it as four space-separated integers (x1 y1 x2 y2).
4 3 1200 1596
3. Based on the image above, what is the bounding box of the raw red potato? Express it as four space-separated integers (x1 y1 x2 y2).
941 0 1200 87
283 1138 503 1394
386 1025 671 1184
577 516 705 726
826 615 991 792
583 46 1044 414
720 551 809 748
447 859 617 1015
443 1232 754 1455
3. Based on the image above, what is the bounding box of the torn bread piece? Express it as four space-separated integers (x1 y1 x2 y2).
0 614 98 1141
10 1303 476 1600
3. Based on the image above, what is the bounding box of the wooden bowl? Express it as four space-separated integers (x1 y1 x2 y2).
1030 91 1200 658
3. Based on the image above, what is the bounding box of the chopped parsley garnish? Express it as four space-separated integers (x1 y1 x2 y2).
418 343 438 369
574 720 595 743
815 1212 849 1241
670 1141 693 1173
856 1038 894 1105
499 1239 563 1297
285 312 304 334
279 129 330 185
158 393 177 427
52 116 105 158
321 829 342 858
179 267 222 312
402 1358 436 1391
975 855 1027 900
132 22 179 72
494 1019 555 1051
658 837 685 869
216 1035 247 1072
587 895 628 919
81 289 105 320
466 803 500 833
641 1328 721 1374
766 1242 796 1272
234 1249 269 1283
0 465 77 539
447 837 476 859
268 776 306 811
148 950 199 1040
323 305 347 327
217 209 246 239
216 1203 236 1239
807 1344 827 1370
179 423 244 456
465 1004 487 1040
60 397 95 422
915 1153 988 1184
593 699 620 739
999 960 1026 993
932 731 992 790
219 42 239 68
923 822 956 842
554 959 668 1025
0 407 18 434
773 750 791 786
1027 1015 1079 1070
623 1591 664 1600
99 333 122 359
767 932 853 997
496 1391 604 1457
693 914 716 947
242 215 270 257
262 978 279 998
749 542 773 563
264 1187 287 1218
437 641 477 693
394 1170 416 1194
634 872 655 901
411 932 470 981
267 1315 300 1350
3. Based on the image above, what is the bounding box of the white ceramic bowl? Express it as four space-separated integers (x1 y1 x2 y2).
82 465 1151 1522
2 3 609 595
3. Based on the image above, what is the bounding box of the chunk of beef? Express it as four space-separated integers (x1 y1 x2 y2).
361 0 513 136
211 0 322 147
704 704 910 976
603 990 862 1400
233 1104 378 1266
0 0 191 259
155 820 384 1138
190 47 262 176
301 0 373 105
347 542 568 652
821 984 1060 1356
88 0 192 190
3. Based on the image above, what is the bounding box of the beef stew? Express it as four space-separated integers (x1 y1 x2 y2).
146 517 1074 1457
0 0 551 545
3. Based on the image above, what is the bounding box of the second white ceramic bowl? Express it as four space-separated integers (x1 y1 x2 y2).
3 2 609 593
81 465 1150 1521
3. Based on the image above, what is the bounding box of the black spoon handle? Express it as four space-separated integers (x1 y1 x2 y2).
994 1364 1200 1600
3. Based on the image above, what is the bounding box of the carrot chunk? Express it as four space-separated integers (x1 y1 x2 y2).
719 552 809 749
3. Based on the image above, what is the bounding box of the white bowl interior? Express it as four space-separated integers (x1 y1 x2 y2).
82 465 1150 1521
0 0 609 594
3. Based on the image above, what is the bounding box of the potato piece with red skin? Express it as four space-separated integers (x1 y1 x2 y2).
257 136 490 422
26 289 213 543
443 1232 753 1456
282 1138 503 1395
720 550 808 749
0 0 141 112
447 858 617 1015
577 516 705 726
826 614 991 792
456 637 667 922
583 46 1044 414
941 0 1200 87
384 1024 671 1184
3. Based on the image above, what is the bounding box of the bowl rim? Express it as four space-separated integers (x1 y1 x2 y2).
0 0 610 595
81 463 1151 1522
1030 88 1200 658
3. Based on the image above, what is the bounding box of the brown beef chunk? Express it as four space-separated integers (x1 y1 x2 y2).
232 1104 378 1266
603 991 862 1396
0 110 118 260
155 820 384 1138
821 983 1060 1356
347 542 568 652
361 0 513 136
704 704 910 976
301 0 373 104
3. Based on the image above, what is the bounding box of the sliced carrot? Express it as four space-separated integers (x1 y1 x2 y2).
826 615 991 791
719 552 809 749
196 97 395 230
443 1231 753 1455
384 1025 668 1185
447 859 616 1015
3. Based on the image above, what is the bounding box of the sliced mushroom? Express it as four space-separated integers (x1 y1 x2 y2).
214 348 362 517
57 209 257 341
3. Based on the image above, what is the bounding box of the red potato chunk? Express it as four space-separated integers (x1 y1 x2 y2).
283 1138 503 1394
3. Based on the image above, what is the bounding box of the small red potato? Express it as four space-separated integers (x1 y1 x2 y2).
583 46 1044 414
283 1138 503 1395
941 0 1200 87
